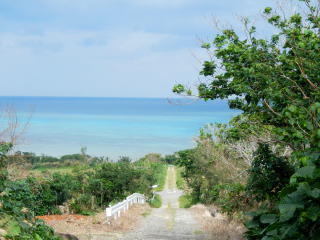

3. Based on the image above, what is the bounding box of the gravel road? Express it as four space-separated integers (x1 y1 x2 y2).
120 166 209 240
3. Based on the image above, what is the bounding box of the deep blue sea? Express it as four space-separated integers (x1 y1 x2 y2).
0 97 238 160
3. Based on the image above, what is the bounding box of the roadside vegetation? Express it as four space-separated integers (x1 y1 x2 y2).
149 194 162 208
137 154 168 192
175 167 186 190
173 0 320 238
178 194 194 209
0 145 168 239
175 167 194 208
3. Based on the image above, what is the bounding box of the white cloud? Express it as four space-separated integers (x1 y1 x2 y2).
0 0 281 97
42 0 197 8
0 29 203 97
0 30 180 55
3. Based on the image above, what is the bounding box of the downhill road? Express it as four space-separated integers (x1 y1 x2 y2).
120 166 208 240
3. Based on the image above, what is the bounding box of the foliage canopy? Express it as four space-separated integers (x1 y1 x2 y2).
174 0 320 238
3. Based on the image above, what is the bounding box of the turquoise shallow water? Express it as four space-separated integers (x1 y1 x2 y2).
0 97 238 159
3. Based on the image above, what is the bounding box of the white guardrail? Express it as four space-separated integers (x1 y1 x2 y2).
105 193 146 219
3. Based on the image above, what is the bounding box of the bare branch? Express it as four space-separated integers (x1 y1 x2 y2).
263 100 282 117
0 105 32 150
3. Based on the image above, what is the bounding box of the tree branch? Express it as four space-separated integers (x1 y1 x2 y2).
263 100 281 117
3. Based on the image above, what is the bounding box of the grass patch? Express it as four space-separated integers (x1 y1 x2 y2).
149 194 162 208
179 194 195 208
176 167 186 190
30 166 76 174
154 164 168 191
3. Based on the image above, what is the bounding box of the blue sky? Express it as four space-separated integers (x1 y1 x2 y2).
0 0 279 97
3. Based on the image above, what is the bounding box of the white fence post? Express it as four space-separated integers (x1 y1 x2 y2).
105 193 146 220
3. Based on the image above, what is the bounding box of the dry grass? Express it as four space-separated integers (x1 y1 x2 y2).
42 204 151 239
7 162 31 180
191 204 245 240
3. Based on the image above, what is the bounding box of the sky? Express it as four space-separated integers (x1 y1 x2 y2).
0 0 281 98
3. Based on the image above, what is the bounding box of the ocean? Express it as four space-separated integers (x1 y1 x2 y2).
0 96 238 160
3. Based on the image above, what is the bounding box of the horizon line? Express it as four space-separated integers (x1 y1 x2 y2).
0 95 186 99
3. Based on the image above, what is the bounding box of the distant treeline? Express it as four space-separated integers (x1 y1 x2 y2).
10 151 91 164
10 150 176 167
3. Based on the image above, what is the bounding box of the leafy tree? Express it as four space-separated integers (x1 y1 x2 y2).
162 154 178 165
118 156 132 163
174 0 320 238
173 0 320 151
60 153 84 162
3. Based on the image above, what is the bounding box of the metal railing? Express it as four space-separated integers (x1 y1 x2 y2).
105 193 145 219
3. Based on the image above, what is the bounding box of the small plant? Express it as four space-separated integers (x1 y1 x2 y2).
149 194 162 208
179 194 195 208
175 167 186 190
212 183 250 215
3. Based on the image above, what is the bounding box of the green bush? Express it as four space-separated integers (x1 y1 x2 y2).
246 144 294 202
179 194 195 208
245 150 320 239
162 154 178 165
175 167 186 190
1 144 169 237
0 143 61 239
149 194 162 208
9 221 62 240
60 153 85 162
213 183 251 215
134 154 167 192
0 143 12 189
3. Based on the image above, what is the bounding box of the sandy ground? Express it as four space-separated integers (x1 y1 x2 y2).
42 204 150 240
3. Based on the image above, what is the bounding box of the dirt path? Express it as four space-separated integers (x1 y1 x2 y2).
120 166 208 240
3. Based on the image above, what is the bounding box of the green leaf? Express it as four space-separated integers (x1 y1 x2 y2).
290 166 315 183
262 236 275 240
305 206 320 221
201 43 211 49
279 203 303 222
310 188 320 198
264 7 272 14
245 211 260 217
35 233 43 240
288 105 297 113
260 214 278 224
172 84 185 94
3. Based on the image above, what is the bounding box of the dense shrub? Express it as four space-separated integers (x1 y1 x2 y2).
162 154 179 165
60 153 85 162
246 144 294 202
149 194 162 208
179 194 195 208
0 143 61 239
0 143 12 190
212 183 251 215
